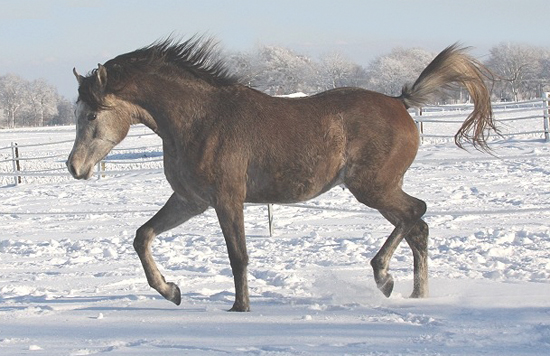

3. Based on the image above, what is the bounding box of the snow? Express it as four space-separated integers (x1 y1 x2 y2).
276 92 308 98
1 116 550 355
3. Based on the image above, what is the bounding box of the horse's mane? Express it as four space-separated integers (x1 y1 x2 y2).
78 35 239 110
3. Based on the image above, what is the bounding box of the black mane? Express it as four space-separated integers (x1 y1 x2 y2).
109 36 238 85
78 35 239 110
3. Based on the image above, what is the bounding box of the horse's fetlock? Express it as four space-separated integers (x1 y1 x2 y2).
370 256 384 271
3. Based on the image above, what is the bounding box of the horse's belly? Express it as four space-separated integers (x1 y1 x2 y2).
245 163 344 204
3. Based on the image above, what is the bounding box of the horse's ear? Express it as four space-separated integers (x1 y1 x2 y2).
73 67 84 86
96 64 108 90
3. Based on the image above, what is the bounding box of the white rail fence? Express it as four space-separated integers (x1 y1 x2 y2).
1 97 550 236
0 132 163 186
1 97 549 188
413 96 549 142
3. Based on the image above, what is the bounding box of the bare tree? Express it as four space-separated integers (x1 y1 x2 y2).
50 96 75 126
225 50 260 87
0 74 28 128
486 43 545 101
318 52 367 90
0 74 74 128
249 45 319 95
226 45 370 95
24 79 59 126
539 53 550 95
223 41 548 104
0 103 4 128
366 47 434 97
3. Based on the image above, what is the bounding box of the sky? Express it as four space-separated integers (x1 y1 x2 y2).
0 0 548 99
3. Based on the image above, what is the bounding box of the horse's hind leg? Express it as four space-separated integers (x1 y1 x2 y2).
349 185 427 298
382 212 429 298
133 193 208 305
405 220 429 298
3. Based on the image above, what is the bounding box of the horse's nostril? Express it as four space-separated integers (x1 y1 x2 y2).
67 161 77 176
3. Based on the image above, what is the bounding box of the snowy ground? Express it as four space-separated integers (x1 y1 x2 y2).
1 115 550 355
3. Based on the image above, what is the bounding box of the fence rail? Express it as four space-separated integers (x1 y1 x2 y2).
1 98 550 236
412 94 550 141
1 97 549 187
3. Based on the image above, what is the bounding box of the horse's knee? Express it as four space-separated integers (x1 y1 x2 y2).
229 253 249 272
407 220 429 250
416 199 427 218
406 198 427 223
134 225 154 253
414 219 429 239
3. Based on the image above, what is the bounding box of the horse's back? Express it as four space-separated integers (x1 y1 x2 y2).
312 88 420 193
278 88 420 171
239 87 419 204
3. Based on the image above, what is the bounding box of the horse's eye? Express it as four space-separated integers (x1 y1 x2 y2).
87 113 98 121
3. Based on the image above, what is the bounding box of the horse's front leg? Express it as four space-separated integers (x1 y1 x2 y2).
215 199 250 312
134 192 207 305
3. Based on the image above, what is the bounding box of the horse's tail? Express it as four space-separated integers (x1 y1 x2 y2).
398 43 497 152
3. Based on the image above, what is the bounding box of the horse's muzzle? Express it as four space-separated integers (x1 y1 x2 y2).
66 159 91 180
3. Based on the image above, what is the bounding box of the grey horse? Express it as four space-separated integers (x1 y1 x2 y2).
68 37 495 311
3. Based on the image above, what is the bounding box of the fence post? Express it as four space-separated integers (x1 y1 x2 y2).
10 142 21 185
96 160 106 179
267 204 274 237
414 107 424 144
543 92 550 142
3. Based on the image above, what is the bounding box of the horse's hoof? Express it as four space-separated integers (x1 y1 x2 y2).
377 275 394 298
228 302 250 312
164 282 182 305
410 289 428 298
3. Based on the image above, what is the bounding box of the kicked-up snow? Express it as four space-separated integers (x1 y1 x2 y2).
0 118 550 355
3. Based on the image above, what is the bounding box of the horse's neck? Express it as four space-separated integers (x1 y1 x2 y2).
127 102 160 136
133 88 216 147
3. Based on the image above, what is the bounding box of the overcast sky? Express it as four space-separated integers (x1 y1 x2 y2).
0 0 547 99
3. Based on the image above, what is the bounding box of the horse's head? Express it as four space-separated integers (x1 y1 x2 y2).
67 65 132 180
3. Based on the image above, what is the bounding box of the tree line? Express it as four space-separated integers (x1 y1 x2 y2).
226 41 550 102
2 41 549 129
0 74 74 129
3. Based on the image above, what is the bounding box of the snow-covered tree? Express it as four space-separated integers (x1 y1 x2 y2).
365 47 434 97
0 74 72 128
318 52 367 90
486 43 546 101
226 45 369 95
225 50 259 87
250 45 319 95
50 97 75 126
23 79 59 126
0 74 28 128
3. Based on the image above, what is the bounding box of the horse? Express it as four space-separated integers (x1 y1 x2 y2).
67 36 496 312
